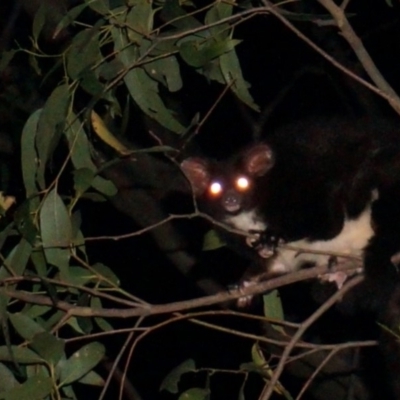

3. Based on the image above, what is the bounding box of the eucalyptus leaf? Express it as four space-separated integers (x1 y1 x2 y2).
113 27 186 134
4 376 53 400
67 27 102 79
30 332 65 365
160 359 196 393
59 342 105 386
0 50 16 73
21 109 41 197
85 0 109 15
8 312 45 341
0 239 32 280
0 362 18 392
53 3 88 37
14 199 39 245
205 2 233 40
179 38 241 68
126 0 154 43
220 49 260 112
92 262 120 286
35 84 71 189
160 0 202 30
32 2 47 45
78 370 105 386
73 168 96 196
178 388 210 400
263 289 285 333
65 114 117 196
0 346 43 364
92 298 113 332
144 56 182 92
40 189 72 271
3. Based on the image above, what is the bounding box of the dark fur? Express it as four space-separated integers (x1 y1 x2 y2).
182 117 400 399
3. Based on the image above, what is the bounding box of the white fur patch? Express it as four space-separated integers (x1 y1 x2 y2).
224 210 266 231
269 203 374 274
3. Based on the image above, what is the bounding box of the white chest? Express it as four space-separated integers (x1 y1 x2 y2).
270 204 374 274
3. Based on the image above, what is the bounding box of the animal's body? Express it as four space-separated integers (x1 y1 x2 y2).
181 117 400 399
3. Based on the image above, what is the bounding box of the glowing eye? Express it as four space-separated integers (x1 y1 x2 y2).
209 182 222 195
236 176 250 190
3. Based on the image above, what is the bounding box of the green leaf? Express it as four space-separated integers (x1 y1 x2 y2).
80 68 104 96
205 2 232 39
64 266 92 286
220 50 259 112
64 114 118 196
30 332 65 365
21 109 41 197
73 168 96 196
263 290 285 333
202 229 225 251
30 249 48 276
25 364 50 380
25 305 52 319
40 189 72 271
66 317 86 334
67 27 102 80
92 262 120 286
113 27 186 134
59 342 105 386
9 313 45 341
92 298 113 332
4 376 53 400
143 56 182 92
14 199 39 245
0 239 32 280
60 384 77 400
126 0 154 43
160 359 196 393
85 0 109 15
53 3 89 37
78 370 105 386
35 84 70 189
159 0 202 30
0 346 43 364
179 38 241 68
0 50 16 73
178 388 210 400
0 362 18 392
32 2 47 45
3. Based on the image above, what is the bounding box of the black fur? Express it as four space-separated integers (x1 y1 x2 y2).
182 117 400 399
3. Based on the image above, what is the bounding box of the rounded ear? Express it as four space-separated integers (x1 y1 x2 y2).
243 144 275 176
181 158 210 196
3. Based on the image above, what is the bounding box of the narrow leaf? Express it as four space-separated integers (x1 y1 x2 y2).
220 50 260 112
21 109 41 197
64 114 117 196
35 85 70 189
113 27 186 134
40 189 72 271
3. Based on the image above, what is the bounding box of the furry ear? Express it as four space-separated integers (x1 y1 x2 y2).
243 144 275 176
181 158 211 196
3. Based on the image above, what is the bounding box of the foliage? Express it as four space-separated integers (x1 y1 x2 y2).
0 0 262 398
